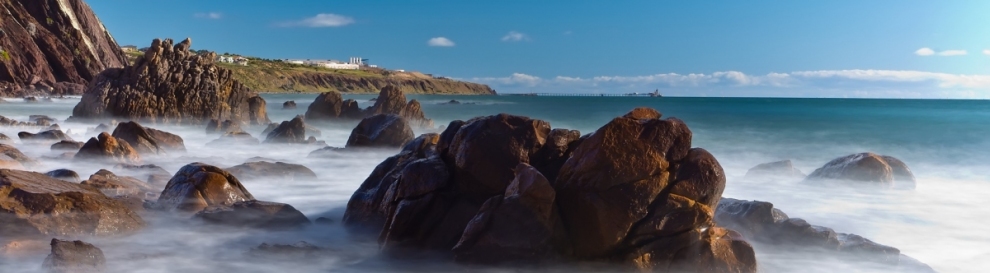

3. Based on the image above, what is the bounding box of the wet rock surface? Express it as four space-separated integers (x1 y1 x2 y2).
264 116 307 144
81 169 158 200
342 108 757 271
745 160 806 180
225 161 317 181
111 121 185 155
283 100 297 109
69 38 269 125
304 91 362 121
345 114 415 148
194 200 310 230
156 162 254 213
74 132 141 164
805 153 916 189
41 239 106 273
0 144 39 168
367 85 433 128
18 130 72 142
0 169 145 236
111 164 171 186
45 169 81 183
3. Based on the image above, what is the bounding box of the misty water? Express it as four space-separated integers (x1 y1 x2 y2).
1 94 988 272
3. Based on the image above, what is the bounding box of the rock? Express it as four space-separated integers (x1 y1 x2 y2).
0 0 126 98
51 140 85 151
453 163 556 264
304 91 362 120
88 123 112 135
194 200 310 230
715 197 930 270
0 169 145 236
112 164 172 186
367 85 433 127
0 158 25 170
444 113 550 200
0 133 12 144
283 100 297 109
261 123 278 136
18 130 72 142
81 169 158 200
45 169 81 183
1 240 49 257
24 96 39 103
29 115 56 124
207 131 260 146
0 143 39 167
111 121 185 155
225 161 317 181
248 241 328 259
156 162 254 213
805 153 916 189
41 239 106 273
205 119 242 134
530 128 582 182
443 100 461 105
307 146 346 158
75 132 141 164
315 217 335 225
745 160 806 180
69 38 269 125
264 116 307 144
345 114 415 148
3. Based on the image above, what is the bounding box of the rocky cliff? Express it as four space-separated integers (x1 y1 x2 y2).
0 0 126 97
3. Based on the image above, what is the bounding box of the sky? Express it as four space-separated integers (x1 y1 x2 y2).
88 1 990 98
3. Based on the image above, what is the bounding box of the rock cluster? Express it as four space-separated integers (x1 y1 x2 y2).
75 132 141 164
70 38 270 125
805 152 915 189
345 114 414 148
304 91 362 121
111 121 186 155
304 86 434 127
342 108 756 271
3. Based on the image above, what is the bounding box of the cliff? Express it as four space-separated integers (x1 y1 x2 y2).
0 0 127 97
218 59 496 95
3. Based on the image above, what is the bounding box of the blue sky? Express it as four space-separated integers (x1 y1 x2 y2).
89 1 990 98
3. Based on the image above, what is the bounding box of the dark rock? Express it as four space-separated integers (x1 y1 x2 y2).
805 153 916 189
112 164 171 186
315 217 335 225
530 128 582 182
283 100 297 109
111 121 185 155
225 161 317 181
307 146 347 158
264 116 307 144
50 140 85 151
745 160 806 180
45 169 81 183
0 169 145 236
74 132 141 164
304 91 362 120
346 114 415 148
70 38 269 125
29 115 56 124
442 100 461 105
367 85 433 127
156 162 254 213
194 200 310 230
205 119 242 134
42 239 106 273
23 96 38 103
18 130 72 142
207 131 260 146
248 241 328 259
81 169 158 200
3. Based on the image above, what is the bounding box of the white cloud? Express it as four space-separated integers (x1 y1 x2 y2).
428 37 455 47
278 13 354 27
937 50 967 56
194 12 222 19
468 70 990 99
501 31 529 42
916 47 969 57
984 49 990 56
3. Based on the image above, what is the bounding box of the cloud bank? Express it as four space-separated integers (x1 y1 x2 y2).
194 12 222 19
278 13 354 27
916 47 968 56
468 70 990 99
428 37 455 47
501 31 529 42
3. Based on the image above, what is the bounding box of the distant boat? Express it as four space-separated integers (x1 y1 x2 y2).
649 89 662 97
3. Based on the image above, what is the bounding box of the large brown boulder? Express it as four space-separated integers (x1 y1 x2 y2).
194 200 310 230
805 153 916 189
304 91 363 120
111 121 185 155
346 114 415 148
41 239 106 273
0 169 145 236
74 132 141 164
225 161 317 181
264 116 307 144
0 0 127 97
367 85 433 127
69 38 269 125
156 162 254 213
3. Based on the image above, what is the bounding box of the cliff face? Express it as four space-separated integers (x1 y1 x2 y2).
225 62 496 95
0 0 127 97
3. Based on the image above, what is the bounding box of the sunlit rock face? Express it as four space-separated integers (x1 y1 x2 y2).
342 108 758 271
805 152 916 189
70 38 269 125
156 162 254 213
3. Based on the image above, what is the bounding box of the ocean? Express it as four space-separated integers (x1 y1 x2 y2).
1 94 988 272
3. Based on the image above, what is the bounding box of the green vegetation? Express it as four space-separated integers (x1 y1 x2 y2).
46 17 54 25
0 50 9 62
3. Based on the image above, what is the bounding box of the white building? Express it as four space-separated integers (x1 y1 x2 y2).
318 62 359 70
218 56 234 63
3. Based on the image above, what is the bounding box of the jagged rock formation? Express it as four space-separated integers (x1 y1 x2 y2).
74 132 141 163
111 121 185 155
368 85 432 127
304 91 362 121
343 108 757 271
264 116 307 144
42 239 106 273
805 153 915 189
0 169 145 236
70 38 270 125
0 0 127 97
346 114 414 148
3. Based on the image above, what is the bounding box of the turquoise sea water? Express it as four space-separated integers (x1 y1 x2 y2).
1 95 988 272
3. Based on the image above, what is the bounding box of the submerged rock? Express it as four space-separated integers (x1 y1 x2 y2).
74 132 141 164
0 169 145 236
225 161 317 181
805 153 916 189
81 169 158 200
42 239 106 273
744 160 806 180
194 200 310 230
50 140 85 151
283 100 297 109
156 163 254 213
208 131 260 146
18 130 72 142
70 38 269 125
346 114 415 148
45 169 81 183
264 116 307 144
0 144 40 168
112 164 172 186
